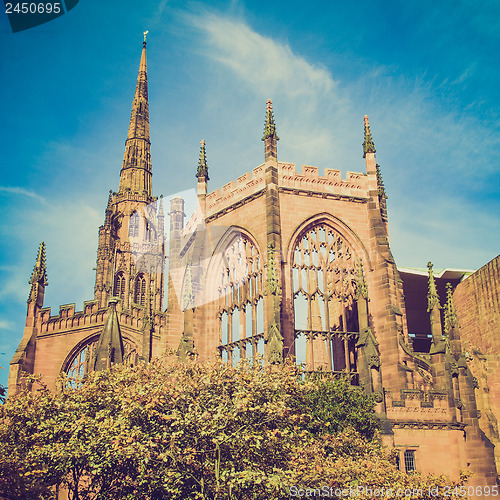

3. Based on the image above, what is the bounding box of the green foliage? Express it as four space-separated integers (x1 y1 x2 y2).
292 375 378 439
0 359 469 499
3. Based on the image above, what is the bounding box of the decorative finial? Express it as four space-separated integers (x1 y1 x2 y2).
196 139 209 181
444 282 458 333
262 99 279 141
427 261 441 312
355 258 369 299
143 30 149 44
27 242 48 304
375 164 388 221
362 115 376 158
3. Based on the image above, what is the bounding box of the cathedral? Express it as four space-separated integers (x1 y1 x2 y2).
9 38 500 487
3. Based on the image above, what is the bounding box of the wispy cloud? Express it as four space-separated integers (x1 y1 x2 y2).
180 10 499 269
0 186 46 203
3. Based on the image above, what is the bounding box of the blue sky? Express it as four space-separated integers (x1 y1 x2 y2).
1 0 499 390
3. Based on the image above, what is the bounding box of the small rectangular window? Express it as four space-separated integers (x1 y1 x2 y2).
404 450 416 472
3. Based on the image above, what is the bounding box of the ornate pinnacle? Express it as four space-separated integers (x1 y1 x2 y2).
27 242 48 305
29 242 48 287
355 258 369 299
262 99 279 141
143 30 149 44
196 139 209 181
427 261 442 312
376 164 388 220
444 282 459 334
266 242 279 295
362 115 376 158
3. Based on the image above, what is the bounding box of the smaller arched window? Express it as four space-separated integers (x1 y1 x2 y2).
114 272 126 299
129 212 140 238
134 274 147 306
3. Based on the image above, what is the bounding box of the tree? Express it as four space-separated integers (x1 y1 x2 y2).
0 358 469 499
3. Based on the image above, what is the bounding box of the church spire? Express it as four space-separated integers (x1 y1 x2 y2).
196 139 209 181
262 99 279 161
27 242 48 307
362 115 376 158
119 33 152 197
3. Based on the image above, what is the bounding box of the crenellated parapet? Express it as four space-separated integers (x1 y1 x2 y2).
206 162 369 220
36 300 166 336
385 388 457 424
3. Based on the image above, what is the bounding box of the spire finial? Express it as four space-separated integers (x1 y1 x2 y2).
427 261 441 312
143 30 149 44
27 242 48 305
196 139 209 181
444 282 459 334
262 99 279 160
363 114 376 158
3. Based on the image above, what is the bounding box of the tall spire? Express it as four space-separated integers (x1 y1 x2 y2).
119 33 152 197
362 115 376 158
27 242 48 306
196 139 209 181
262 99 279 161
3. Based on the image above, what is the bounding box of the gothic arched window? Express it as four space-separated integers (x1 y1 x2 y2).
216 232 264 364
134 273 147 306
129 211 140 238
114 272 126 299
292 224 358 373
65 338 139 381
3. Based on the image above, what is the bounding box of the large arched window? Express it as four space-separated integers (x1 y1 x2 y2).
134 273 147 306
292 224 358 373
114 272 126 299
129 211 140 238
216 232 264 364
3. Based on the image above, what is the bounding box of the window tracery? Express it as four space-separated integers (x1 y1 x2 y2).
134 273 147 306
114 272 126 299
292 224 359 374
65 338 138 380
129 211 140 238
217 234 264 363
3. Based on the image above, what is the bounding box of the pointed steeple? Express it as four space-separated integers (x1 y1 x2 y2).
91 298 124 371
444 282 459 335
262 99 279 161
119 33 152 197
196 139 209 181
362 115 376 158
27 242 48 306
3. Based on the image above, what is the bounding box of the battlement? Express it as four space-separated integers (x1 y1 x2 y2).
205 162 369 218
279 162 367 193
206 165 266 217
385 389 454 423
36 299 166 336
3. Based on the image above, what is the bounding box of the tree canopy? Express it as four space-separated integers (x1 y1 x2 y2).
0 358 468 499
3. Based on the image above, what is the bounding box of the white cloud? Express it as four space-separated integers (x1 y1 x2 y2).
0 186 47 204
180 10 499 270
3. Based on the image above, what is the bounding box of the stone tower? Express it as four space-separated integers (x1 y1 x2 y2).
9 37 167 394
